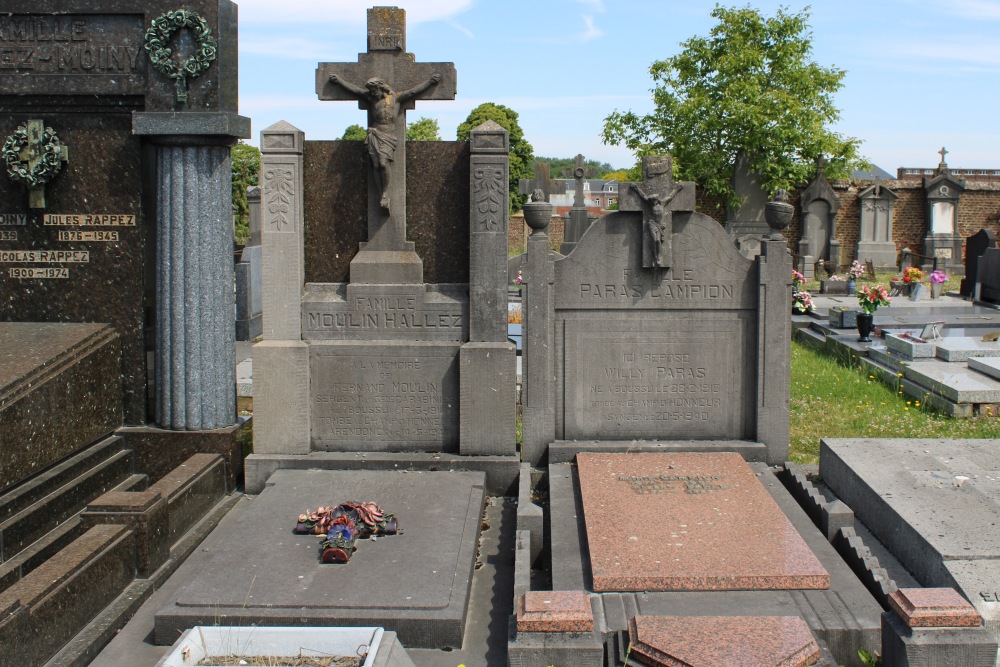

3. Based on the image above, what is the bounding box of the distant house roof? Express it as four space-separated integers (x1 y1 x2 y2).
851 165 894 181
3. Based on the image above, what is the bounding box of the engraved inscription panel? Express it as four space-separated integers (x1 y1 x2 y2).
560 315 753 440
311 342 460 451
0 14 147 95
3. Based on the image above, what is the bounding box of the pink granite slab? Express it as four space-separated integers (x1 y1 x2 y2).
889 588 984 627
628 615 821 667
577 453 829 591
516 591 594 632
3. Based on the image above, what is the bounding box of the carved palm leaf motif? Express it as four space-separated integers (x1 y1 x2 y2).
264 167 294 232
473 166 505 231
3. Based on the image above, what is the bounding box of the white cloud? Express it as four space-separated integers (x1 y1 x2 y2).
235 0 474 25
876 35 1000 69
579 15 603 42
943 0 1000 20
448 19 474 40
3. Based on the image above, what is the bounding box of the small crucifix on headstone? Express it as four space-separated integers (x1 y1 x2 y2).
315 7 456 256
619 155 695 269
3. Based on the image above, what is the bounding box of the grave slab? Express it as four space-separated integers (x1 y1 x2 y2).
577 453 829 592
516 591 594 633
901 359 1000 403
628 615 822 667
936 337 1000 362
889 588 984 628
970 356 1000 382
154 468 485 648
820 438 1000 646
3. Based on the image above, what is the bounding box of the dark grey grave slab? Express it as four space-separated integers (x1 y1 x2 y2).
154 469 485 648
820 438 1000 644
547 459 882 667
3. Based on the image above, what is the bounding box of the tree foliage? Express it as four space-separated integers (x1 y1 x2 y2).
457 103 534 212
602 4 866 210
530 156 615 180
231 142 260 245
406 116 441 141
340 124 367 141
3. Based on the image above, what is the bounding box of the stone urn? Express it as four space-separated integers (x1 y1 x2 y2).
764 189 794 240
522 189 553 233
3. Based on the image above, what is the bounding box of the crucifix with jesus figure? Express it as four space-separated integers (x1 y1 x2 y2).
315 7 456 281
618 155 695 270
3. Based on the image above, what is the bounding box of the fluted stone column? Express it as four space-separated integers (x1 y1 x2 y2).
134 112 250 430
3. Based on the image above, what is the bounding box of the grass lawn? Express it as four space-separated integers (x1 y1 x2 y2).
797 269 962 296
789 339 1000 464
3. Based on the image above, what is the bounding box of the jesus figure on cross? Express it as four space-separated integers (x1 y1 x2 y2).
327 72 442 212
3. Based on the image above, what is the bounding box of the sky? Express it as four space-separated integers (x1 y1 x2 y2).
236 0 1000 173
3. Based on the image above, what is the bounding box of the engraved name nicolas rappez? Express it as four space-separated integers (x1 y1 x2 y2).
616 473 726 495
0 16 142 73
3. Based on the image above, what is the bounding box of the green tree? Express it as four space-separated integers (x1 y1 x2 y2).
602 4 866 210
406 116 441 141
340 124 367 141
457 103 534 212
231 142 260 245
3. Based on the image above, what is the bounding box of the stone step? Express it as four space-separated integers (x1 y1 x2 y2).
0 473 146 595
0 435 126 524
0 448 135 562
900 358 1000 404
0 524 136 666
793 326 826 352
934 337 1000 362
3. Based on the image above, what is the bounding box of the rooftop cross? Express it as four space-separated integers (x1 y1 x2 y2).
315 7 456 258
618 155 695 270
938 146 949 165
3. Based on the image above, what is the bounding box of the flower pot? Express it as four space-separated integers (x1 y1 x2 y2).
846 279 856 295
857 313 874 342
931 282 943 299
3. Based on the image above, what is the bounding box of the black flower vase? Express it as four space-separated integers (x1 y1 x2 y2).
856 313 874 342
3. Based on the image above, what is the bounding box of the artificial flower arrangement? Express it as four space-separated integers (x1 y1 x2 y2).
792 269 805 286
902 266 924 284
792 289 815 313
857 284 891 314
828 274 844 281
929 269 948 284
848 259 865 280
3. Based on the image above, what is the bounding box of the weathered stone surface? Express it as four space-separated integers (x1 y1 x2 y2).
154 469 485 648
310 341 460 452
303 141 470 285
885 332 937 359
820 438 1000 644
81 490 169 578
459 342 516 455
577 453 829 592
902 359 1000 403
970 356 1000 382
629 615 822 667
516 591 594 633
0 323 122 491
890 588 984 628
148 453 226 542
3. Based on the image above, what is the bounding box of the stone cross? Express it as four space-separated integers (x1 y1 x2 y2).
519 162 554 203
315 7 456 254
571 154 587 208
619 155 695 269
938 146 949 165
13 119 69 209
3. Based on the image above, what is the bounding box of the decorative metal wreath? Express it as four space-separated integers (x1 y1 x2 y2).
144 10 218 104
3 123 66 189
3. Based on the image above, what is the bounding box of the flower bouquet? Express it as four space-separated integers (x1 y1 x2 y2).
856 284 890 342
929 269 948 298
902 266 924 284
848 260 865 281
792 289 815 314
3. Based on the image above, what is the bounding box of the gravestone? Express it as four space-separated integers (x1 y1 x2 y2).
518 162 556 205
961 228 996 297
235 185 263 340
799 157 842 271
250 6 516 481
0 2 248 448
560 154 597 255
521 155 790 465
923 149 965 274
856 179 899 270
979 248 1000 305
726 150 771 258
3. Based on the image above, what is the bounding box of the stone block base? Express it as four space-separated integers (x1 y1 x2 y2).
460 342 516 455
882 612 998 666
